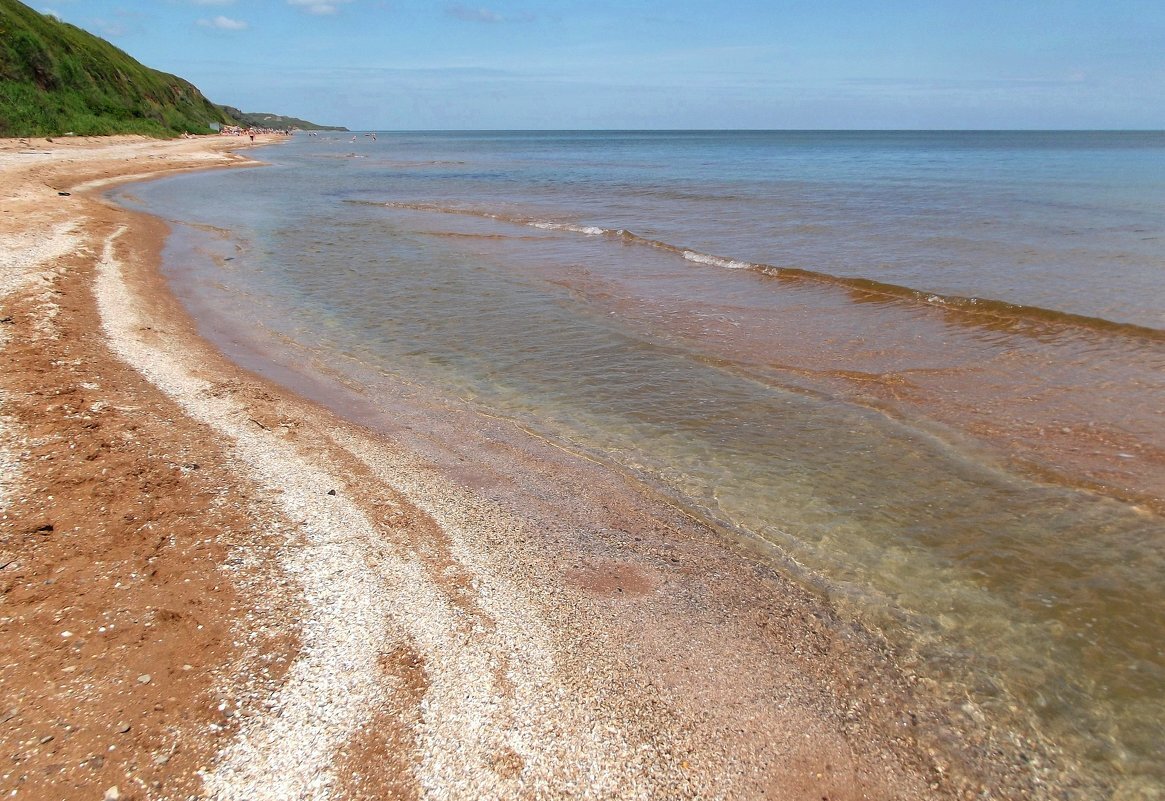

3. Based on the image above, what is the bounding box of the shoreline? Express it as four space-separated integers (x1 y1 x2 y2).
0 135 1064 799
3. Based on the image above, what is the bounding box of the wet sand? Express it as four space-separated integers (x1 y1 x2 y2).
0 135 1062 799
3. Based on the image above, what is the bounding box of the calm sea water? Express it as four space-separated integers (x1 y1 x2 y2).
114 131 1165 796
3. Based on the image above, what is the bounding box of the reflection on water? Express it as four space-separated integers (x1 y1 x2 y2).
115 131 1165 797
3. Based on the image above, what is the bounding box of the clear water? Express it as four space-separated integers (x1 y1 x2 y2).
114 131 1165 797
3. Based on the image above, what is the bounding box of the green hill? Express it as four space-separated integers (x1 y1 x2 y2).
0 0 237 137
222 107 348 132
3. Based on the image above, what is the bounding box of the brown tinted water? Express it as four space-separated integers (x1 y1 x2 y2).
116 131 1165 798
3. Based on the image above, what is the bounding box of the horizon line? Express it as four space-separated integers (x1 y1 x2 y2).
322 127 1165 133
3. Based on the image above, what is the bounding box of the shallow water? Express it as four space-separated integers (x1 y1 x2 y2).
114 131 1165 796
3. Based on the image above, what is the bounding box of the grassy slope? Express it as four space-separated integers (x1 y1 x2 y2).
0 0 237 137
221 106 348 132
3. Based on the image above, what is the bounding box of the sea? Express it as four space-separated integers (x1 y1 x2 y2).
111 131 1165 797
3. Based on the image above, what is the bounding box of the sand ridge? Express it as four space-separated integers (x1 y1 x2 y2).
0 134 1050 800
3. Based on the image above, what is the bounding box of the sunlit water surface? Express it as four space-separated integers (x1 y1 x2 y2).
114 131 1165 797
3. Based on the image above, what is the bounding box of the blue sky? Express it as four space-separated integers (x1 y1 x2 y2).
42 0 1165 130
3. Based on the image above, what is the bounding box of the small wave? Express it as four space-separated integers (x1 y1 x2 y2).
682 251 754 270
345 199 1164 340
348 200 617 238
350 198 730 269
529 221 608 236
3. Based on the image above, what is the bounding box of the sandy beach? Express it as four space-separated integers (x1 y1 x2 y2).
0 135 1058 800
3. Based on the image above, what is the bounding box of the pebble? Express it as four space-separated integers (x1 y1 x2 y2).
103 786 120 801
137 673 152 684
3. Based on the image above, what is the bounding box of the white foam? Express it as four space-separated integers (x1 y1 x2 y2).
529 221 607 236
682 250 753 270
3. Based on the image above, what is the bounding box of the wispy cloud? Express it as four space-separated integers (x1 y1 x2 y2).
198 14 248 30
93 22 125 36
447 5 503 23
288 0 353 15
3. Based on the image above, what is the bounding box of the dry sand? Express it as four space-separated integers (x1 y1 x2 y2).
0 134 1051 800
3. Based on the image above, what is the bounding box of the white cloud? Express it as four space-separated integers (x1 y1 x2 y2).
198 14 248 30
287 0 352 15
447 5 503 23
446 5 536 24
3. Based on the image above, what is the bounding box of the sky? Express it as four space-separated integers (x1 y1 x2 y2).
40 0 1165 130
